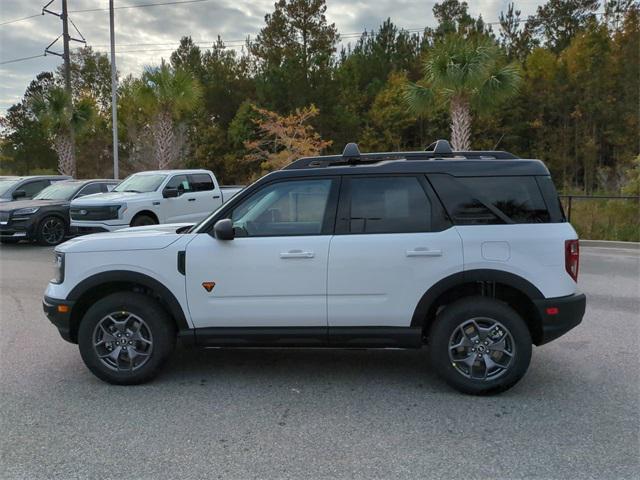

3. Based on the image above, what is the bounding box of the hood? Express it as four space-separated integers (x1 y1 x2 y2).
56 223 193 253
70 191 145 206
0 199 64 211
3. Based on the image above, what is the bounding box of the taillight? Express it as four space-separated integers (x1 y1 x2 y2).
565 239 579 282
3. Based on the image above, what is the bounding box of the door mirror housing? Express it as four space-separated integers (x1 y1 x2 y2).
163 187 179 198
213 219 235 240
12 190 26 199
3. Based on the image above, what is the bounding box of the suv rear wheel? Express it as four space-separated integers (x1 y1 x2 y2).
429 296 532 395
77 292 176 385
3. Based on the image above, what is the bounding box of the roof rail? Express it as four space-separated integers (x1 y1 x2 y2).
425 139 453 154
283 140 519 169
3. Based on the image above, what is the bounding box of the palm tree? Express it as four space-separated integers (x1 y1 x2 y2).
135 62 202 169
404 35 521 151
30 87 93 176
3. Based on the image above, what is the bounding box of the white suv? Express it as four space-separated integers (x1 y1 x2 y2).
43 141 586 395
69 169 242 232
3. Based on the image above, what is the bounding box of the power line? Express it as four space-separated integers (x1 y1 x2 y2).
0 0 215 27
0 13 40 27
0 54 46 66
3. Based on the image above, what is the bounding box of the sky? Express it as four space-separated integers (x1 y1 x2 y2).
0 0 542 113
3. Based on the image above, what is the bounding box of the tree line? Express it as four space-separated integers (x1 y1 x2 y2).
0 0 638 194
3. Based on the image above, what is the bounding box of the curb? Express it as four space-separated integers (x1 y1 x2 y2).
580 240 640 250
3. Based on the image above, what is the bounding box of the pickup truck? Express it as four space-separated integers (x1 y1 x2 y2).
69 169 242 232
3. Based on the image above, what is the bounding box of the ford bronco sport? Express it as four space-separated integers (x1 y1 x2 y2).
43 140 586 394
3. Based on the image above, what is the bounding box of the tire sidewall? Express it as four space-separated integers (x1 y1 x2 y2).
429 297 532 395
130 215 156 227
78 292 175 385
37 215 67 246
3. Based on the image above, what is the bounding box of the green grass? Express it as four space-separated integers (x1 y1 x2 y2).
562 197 640 242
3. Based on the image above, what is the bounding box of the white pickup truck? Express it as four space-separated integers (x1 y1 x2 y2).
70 169 242 232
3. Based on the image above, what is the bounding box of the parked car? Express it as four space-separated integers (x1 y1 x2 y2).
0 175 71 203
69 169 243 233
43 140 585 394
0 179 119 245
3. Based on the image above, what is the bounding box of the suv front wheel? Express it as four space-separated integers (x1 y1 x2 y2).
77 292 176 385
429 296 532 395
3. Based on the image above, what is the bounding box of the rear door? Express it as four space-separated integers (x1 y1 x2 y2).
161 174 197 223
327 175 463 328
189 173 223 220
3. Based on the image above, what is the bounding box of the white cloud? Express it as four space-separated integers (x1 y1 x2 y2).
0 0 542 112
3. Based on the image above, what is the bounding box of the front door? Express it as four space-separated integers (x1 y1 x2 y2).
162 174 197 223
327 175 462 328
185 177 338 328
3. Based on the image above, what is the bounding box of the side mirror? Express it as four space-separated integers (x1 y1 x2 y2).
12 190 26 199
213 219 235 240
163 187 179 198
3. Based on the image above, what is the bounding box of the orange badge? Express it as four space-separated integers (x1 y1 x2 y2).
202 282 216 292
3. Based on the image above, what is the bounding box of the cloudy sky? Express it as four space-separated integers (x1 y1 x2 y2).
0 0 541 113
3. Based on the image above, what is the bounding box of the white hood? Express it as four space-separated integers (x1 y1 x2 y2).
57 223 194 253
70 191 145 206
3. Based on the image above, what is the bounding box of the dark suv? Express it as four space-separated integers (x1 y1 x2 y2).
0 179 118 245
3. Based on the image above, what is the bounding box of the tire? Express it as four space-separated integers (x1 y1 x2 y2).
428 296 532 395
130 214 157 227
36 215 67 246
77 292 176 385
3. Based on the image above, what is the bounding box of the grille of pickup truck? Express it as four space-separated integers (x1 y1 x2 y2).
70 205 120 221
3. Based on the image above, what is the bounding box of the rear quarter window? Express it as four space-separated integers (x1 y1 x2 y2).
429 175 552 225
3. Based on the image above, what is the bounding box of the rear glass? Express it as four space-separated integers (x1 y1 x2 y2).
429 175 551 225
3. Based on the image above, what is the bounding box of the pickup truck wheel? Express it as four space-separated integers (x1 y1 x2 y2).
78 292 176 385
36 215 67 246
429 296 532 395
130 214 156 227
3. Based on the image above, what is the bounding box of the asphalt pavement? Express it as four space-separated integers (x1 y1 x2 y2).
0 243 638 479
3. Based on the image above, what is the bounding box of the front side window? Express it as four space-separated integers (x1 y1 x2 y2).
230 179 333 237
21 180 50 198
165 175 193 193
75 183 103 197
430 175 551 225
340 176 432 234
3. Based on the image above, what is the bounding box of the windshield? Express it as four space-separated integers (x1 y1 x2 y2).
0 179 20 196
34 182 79 200
113 174 166 193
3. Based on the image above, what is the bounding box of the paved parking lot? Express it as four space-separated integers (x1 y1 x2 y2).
0 243 638 479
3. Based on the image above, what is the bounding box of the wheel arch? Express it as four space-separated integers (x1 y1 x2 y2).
66 270 189 343
131 210 159 225
412 269 545 345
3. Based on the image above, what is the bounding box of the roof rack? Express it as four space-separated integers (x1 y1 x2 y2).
283 140 518 169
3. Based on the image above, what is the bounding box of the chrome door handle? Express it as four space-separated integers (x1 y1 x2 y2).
280 250 315 259
406 248 443 257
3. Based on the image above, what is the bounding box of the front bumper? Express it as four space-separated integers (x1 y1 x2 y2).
0 222 33 239
534 293 586 345
43 295 76 343
70 220 127 233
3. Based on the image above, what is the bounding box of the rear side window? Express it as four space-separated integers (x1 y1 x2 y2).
429 175 551 225
338 176 432 234
190 174 215 191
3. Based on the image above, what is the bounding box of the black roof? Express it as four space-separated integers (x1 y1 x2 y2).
282 140 549 177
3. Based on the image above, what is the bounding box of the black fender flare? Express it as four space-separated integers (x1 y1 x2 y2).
410 269 544 328
67 270 189 330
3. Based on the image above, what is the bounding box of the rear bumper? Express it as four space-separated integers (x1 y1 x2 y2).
534 293 586 345
43 295 76 343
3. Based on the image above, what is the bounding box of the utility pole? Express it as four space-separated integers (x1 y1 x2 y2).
43 0 85 177
109 0 119 179
61 0 75 175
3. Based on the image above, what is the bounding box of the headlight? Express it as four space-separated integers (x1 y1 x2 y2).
13 207 39 216
52 252 65 284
